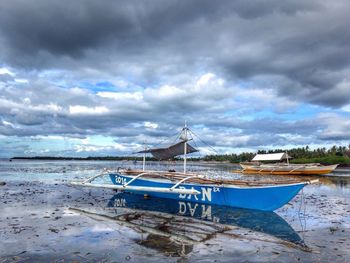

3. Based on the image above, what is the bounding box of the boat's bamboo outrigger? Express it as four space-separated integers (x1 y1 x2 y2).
71 170 201 195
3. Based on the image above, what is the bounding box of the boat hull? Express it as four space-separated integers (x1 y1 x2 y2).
239 163 338 175
109 173 307 211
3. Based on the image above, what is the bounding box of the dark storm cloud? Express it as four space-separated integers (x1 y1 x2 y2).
0 0 224 64
0 1 348 107
0 1 134 58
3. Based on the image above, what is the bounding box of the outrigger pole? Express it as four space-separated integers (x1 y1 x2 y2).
70 170 200 195
70 181 199 195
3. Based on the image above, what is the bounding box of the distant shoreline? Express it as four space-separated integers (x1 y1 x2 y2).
8 145 350 166
10 156 156 161
9 156 230 164
8 156 350 167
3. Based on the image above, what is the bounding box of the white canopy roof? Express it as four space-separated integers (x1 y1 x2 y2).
252 152 291 161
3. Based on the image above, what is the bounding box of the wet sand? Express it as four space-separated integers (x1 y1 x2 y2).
0 161 350 262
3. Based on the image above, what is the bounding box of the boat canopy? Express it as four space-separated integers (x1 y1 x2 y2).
137 141 198 160
252 152 292 161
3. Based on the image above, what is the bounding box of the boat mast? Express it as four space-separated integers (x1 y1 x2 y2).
183 121 187 174
286 151 289 166
142 141 146 171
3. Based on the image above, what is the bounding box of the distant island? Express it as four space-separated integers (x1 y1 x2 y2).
10 145 350 166
11 156 158 161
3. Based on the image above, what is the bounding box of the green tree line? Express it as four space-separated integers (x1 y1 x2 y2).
201 145 350 165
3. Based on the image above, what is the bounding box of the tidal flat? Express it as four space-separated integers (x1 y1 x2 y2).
0 160 349 262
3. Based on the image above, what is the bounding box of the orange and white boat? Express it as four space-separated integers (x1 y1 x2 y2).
240 153 338 175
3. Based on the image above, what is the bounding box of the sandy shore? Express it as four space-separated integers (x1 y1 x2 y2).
0 178 350 262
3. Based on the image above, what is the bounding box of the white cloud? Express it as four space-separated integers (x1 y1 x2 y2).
23 97 31 104
317 113 350 140
196 73 215 86
14 78 28 83
145 85 186 101
2 120 14 127
0 67 15 76
144 121 158 129
75 144 100 152
97 91 143 101
74 142 127 153
30 135 80 141
69 105 109 115
0 97 62 115
341 105 350 112
235 88 299 113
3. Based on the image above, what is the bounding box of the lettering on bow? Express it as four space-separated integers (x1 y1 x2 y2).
178 187 212 202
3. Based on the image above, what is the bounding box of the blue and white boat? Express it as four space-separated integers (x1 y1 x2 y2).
71 124 317 211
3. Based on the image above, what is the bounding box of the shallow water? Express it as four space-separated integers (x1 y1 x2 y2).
0 160 349 262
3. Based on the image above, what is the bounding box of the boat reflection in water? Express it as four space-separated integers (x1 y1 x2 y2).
106 192 308 255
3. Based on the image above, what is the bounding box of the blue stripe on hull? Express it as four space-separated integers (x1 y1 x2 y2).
109 173 306 211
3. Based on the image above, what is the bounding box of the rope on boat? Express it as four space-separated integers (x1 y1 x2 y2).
189 128 219 154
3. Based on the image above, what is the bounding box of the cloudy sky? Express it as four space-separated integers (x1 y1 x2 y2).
0 0 350 157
